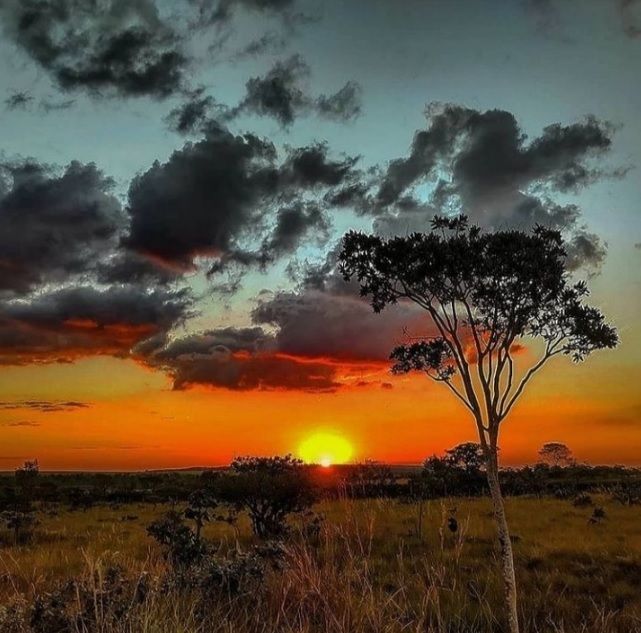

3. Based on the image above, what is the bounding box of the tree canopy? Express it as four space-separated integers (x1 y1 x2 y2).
339 216 617 437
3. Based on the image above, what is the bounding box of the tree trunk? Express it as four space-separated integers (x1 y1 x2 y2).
486 454 520 633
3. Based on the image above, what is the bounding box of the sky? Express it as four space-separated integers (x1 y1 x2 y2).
0 0 640 470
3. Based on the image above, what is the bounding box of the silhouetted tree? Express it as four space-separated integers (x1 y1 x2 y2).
2 460 40 544
339 215 617 633
214 455 315 538
538 442 575 467
445 442 485 473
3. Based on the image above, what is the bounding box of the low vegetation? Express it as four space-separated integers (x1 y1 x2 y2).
0 451 640 632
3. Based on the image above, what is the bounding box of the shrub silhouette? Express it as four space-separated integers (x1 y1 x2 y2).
212 455 315 539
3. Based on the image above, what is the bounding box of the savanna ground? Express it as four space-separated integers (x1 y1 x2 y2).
1 495 640 633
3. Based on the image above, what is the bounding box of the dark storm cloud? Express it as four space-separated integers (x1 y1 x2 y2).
261 202 330 258
4 91 33 110
0 160 124 293
281 143 360 188
0 0 187 98
125 126 359 272
369 104 616 271
125 124 279 269
96 252 182 286
0 285 192 365
138 326 340 391
233 55 363 126
316 81 362 122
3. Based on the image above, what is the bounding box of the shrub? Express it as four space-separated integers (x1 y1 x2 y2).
212 455 316 538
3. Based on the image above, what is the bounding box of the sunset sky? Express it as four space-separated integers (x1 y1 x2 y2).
0 0 640 470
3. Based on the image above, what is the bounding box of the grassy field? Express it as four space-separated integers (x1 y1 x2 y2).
1 496 640 632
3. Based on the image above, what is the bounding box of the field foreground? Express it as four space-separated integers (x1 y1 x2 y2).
1 496 640 633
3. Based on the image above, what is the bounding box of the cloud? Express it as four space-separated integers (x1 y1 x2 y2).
137 326 340 391
525 0 641 39
232 55 363 126
231 31 287 60
316 81 362 122
236 55 310 126
124 124 280 269
1 420 41 427
125 126 358 272
368 103 618 272
280 143 360 188
252 288 426 362
0 400 89 412
0 0 187 98
165 87 225 134
5 91 33 110
621 0 641 37
261 202 330 259
0 160 124 293
0 285 192 365
189 0 297 25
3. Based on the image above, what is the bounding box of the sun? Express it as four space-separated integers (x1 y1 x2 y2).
298 432 353 467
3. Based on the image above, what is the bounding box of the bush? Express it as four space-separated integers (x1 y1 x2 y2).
212 455 316 538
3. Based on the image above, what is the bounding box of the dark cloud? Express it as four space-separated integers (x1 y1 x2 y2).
526 0 641 39
565 230 608 272
236 55 310 126
2 420 41 427
0 0 187 98
165 88 224 135
40 97 75 113
96 252 182 286
138 326 339 392
281 143 360 188
316 81 362 122
233 56 363 126
5 91 33 110
125 127 358 273
0 160 124 293
370 103 616 271
232 31 287 60
0 285 192 365
621 0 641 37
0 400 89 412
189 0 297 24
252 288 426 362
125 124 280 269
261 202 330 258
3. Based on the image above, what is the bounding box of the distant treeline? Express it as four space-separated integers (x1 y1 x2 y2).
1 448 640 510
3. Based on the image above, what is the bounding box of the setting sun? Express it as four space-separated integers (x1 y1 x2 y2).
298 432 353 466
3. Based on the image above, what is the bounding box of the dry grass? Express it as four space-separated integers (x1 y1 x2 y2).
1 496 641 632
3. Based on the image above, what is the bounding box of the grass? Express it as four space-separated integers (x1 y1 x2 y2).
1 496 640 632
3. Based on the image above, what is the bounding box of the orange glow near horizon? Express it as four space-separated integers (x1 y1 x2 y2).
0 348 640 471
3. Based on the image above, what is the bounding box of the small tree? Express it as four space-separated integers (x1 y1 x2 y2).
445 442 485 473
214 455 315 538
339 216 617 633
538 442 575 467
